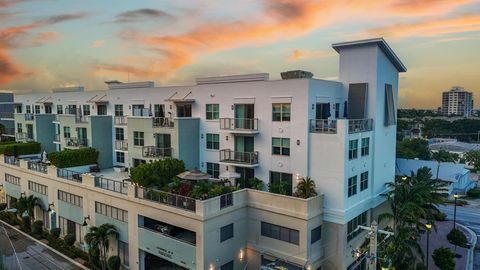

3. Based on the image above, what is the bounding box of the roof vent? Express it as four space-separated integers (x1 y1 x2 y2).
105 81 154 90
280 70 314 80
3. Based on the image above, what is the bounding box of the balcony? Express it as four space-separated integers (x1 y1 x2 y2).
348 119 373 133
53 114 60 122
219 149 259 167
0 112 14 120
27 161 48 174
57 168 82 183
114 116 128 125
53 134 60 143
115 140 128 151
4 156 19 166
137 186 196 212
24 113 34 121
142 146 172 159
75 115 89 123
310 119 337 133
132 108 151 117
2 128 15 137
152 117 174 128
16 132 34 142
65 137 88 148
219 118 259 134
95 177 128 194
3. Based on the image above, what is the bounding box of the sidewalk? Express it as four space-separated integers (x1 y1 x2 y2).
419 221 468 270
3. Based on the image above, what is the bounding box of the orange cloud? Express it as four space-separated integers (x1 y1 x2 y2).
0 49 21 83
91 40 104 48
388 0 474 17
367 14 480 39
288 49 335 62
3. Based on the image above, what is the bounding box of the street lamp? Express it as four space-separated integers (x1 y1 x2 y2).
453 193 459 230
425 223 432 270
82 215 90 226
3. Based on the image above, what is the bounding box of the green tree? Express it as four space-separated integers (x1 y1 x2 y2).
130 158 185 187
293 177 317 198
432 247 455 270
107 256 121 270
447 228 468 248
13 195 42 224
465 150 480 171
396 138 431 160
85 224 118 270
432 150 459 163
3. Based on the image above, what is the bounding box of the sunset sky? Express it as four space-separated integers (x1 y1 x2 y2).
0 0 479 108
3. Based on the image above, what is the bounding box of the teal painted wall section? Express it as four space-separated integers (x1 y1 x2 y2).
5 182 21 198
58 201 83 224
138 227 196 270
90 116 113 169
29 191 48 210
177 118 200 170
95 214 129 243
35 114 56 153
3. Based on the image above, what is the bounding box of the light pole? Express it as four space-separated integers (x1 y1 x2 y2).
453 193 459 230
425 223 432 270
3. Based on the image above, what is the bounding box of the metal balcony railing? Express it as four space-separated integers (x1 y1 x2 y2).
137 186 196 212
54 114 60 122
4 156 19 166
65 137 88 148
0 112 13 119
219 118 258 131
115 140 128 151
310 119 337 133
132 108 151 117
57 168 82 183
75 115 89 123
94 177 128 194
219 149 259 165
348 119 373 133
28 161 48 174
54 134 60 142
114 116 128 125
152 117 174 128
24 113 34 121
142 146 172 158
16 132 34 142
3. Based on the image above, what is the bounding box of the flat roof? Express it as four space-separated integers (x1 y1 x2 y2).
332 38 407 72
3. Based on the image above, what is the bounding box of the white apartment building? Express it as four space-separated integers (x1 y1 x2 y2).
0 38 406 270
441 86 474 117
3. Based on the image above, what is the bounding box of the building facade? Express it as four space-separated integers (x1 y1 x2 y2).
441 86 474 117
0 38 406 270
0 92 15 140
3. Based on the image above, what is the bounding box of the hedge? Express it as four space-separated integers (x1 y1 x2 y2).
48 148 99 168
0 142 41 156
130 158 185 187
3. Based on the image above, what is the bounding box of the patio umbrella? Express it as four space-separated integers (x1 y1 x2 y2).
176 169 211 181
219 171 241 179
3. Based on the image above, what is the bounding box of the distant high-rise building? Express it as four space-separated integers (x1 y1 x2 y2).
441 86 474 117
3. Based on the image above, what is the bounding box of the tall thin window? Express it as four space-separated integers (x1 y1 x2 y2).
83 105 90 115
57 105 63 114
385 84 396 126
115 104 123 116
348 176 357 197
361 138 370 156
349 140 358 160
206 104 219 120
360 172 368 191
206 134 220 150
133 131 144 146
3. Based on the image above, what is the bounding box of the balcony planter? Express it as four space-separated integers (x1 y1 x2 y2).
113 165 126 173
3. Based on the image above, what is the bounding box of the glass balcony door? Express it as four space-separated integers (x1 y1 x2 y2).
315 103 331 120
155 134 171 149
234 135 254 153
234 104 254 129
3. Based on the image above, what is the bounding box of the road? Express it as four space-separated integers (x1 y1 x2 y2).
0 223 83 270
438 205 480 270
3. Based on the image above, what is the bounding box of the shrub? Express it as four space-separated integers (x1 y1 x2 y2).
21 216 31 232
268 181 288 195
130 158 185 187
88 246 101 269
415 263 427 270
433 211 447 221
107 256 121 270
247 177 263 190
32 220 43 236
1 142 41 156
50 228 61 239
447 228 468 248
467 188 480 198
48 148 99 168
432 247 455 270
0 203 6 211
64 233 76 246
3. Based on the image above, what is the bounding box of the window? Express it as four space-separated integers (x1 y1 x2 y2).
335 103 340 118
133 131 144 146
82 105 90 115
58 190 83 207
133 158 146 167
5 174 20 185
95 202 128 222
347 211 368 241
118 240 129 266
207 162 220 178
269 171 293 196
272 137 290 156
57 105 63 114
114 104 123 116
34 105 40 114
45 105 52 114
116 152 125 163
348 176 357 197
360 172 368 191
272 103 291 121
17 123 22 133
154 104 165 118
64 127 71 138
206 133 220 150
28 181 47 195
349 140 358 160
311 225 322 244
220 261 234 270
115 128 124 140
26 105 31 114
97 104 107 115
384 84 396 126
361 138 369 156
220 223 234 242
261 222 299 245
15 104 22 113
206 104 219 120
177 103 192 117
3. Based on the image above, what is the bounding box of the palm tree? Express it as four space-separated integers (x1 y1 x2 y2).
84 223 118 270
294 177 317 198
14 195 42 223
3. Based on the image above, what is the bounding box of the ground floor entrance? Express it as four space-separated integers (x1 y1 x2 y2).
139 250 189 270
